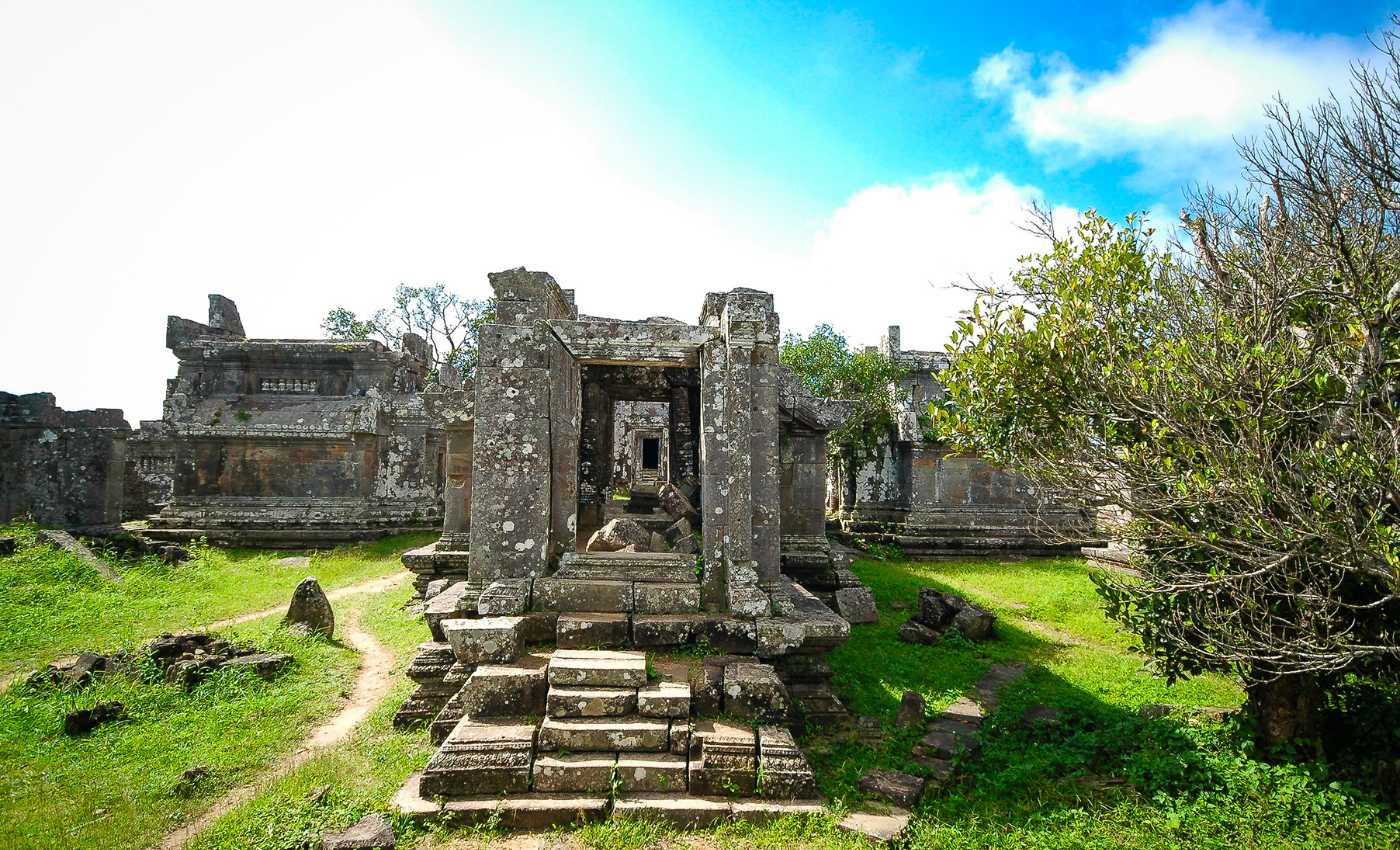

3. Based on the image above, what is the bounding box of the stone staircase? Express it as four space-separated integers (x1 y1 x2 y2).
398 648 823 828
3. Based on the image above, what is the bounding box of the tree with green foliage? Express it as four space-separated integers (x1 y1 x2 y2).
938 32 1400 748
322 283 494 377
780 323 910 464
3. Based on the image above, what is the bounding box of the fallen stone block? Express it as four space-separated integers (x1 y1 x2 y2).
220 651 293 679
585 517 653 552
858 768 925 809
838 807 910 844
897 619 942 645
321 812 395 850
834 586 878 624
64 701 127 735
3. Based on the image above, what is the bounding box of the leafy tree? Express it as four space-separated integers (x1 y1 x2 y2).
781 323 910 462
322 283 495 377
938 31 1400 748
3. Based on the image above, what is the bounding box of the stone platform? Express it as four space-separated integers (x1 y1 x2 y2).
393 647 826 829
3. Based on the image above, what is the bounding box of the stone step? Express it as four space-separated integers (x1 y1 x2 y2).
556 612 630 648
537 715 670 752
547 685 638 718
460 657 547 717
615 752 689 794
547 649 647 688
637 681 691 719
532 753 616 793
556 552 700 584
419 717 536 797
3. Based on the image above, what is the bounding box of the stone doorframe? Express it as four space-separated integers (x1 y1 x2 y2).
466 268 781 617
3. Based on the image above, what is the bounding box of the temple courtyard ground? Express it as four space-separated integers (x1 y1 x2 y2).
1 525 1395 849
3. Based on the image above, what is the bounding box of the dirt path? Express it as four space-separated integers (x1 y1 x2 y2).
153 603 397 850
205 571 408 630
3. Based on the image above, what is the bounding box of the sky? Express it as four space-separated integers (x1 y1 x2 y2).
0 0 1391 421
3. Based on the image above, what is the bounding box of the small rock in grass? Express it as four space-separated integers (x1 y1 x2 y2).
0 536 16 556
951 604 995 641
64 701 127 735
321 812 396 850
895 690 927 730
897 619 942 645
221 652 293 678
277 555 311 568
285 576 335 638
172 766 210 797
305 784 332 804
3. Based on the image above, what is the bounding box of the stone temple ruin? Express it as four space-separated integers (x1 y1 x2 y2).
829 325 1086 556
392 269 863 825
140 295 445 546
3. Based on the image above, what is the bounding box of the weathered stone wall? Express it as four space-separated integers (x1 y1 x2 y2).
145 295 445 546
610 400 670 489
832 325 1086 556
123 420 175 520
0 392 130 528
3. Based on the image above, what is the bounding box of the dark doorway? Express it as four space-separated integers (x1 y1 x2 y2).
641 437 661 471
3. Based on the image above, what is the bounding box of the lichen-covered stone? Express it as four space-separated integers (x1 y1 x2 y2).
441 617 523 665
284 577 334 638
723 662 789 722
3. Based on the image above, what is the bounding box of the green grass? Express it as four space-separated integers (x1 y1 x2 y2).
0 520 433 676
186 583 437 850
0 614 360 850
4 532 1395 849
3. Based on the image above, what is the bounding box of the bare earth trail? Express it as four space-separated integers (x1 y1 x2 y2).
153 600 398 850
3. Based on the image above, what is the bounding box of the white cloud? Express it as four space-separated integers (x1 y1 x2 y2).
973 2 1368 184
779 173 1075 354
0 2 1061 421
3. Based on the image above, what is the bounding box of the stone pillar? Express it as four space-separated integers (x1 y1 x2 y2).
467 269 577 595
698 289 777 617
698 337 730 611
439 425 474 549
751 344 781 591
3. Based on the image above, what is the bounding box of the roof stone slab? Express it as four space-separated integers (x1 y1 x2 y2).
547 319 717 367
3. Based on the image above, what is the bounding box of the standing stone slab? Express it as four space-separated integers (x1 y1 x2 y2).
285 577 334 638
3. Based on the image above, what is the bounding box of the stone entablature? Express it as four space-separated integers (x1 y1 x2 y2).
831 324 1087 556
0 391 130 529
144 295 444 546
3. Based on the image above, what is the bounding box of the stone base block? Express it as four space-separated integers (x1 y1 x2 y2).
634 582 701 614
547 685 637 718
723 662 790 723
637 681 691 719
632 614 704 647
615 753 689 794
612 794 732 828
533 578 633 613
557 612 630 648
532 753 616 793
461 659 547 718
537 716 670 753
419 718 536 797
758 726 818 800
547 649 647 688
442 617 524 665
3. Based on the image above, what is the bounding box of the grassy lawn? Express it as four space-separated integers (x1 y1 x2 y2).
3 533 1395 849
0 520 433 677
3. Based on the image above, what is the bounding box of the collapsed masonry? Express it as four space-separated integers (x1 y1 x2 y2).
393 269 864 825
829 325 1088 557
142 295 445 547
